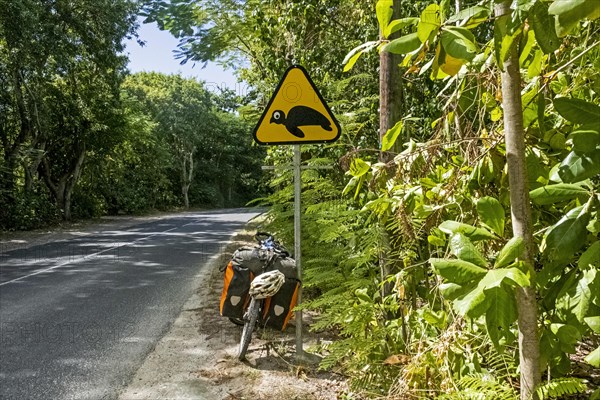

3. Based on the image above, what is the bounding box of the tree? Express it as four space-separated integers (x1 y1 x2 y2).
495 2 540 397
122 73 217 208
0 0 138 221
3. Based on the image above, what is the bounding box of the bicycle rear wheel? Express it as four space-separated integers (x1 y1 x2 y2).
237 297 260 360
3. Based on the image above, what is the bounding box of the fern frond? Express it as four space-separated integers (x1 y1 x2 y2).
436 373 518 400
536 378 588 399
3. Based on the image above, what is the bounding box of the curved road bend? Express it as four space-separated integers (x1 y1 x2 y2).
0 209 260 400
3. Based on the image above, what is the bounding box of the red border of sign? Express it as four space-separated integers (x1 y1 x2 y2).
252 65 342 146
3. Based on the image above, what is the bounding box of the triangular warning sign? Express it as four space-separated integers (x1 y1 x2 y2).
253 65 341 145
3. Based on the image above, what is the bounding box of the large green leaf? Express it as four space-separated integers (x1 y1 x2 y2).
548 0 600 37
527 49 544 79
453 268 529 318
558 149 600 183
494 14 521 71
573 269 598 322
439 220 496 241
554 97 600 124
579 242 600 269
476 197 505 236
479 267 530 289
376 0 394 33
349 158 371 177
449 233 488 268
384 17 419 38
570 269 597 322
381 33 421 55
439 282 472 300
495 237 525 268
529 1 560 54
430 258 488 284
438 282 477 300
530 183 590 205
585 346 600 367
381 120 403 151
417 4 441 43
522 87 539 128
343 41 379 72
504 266 531 287
438 46 466 76
542 268 578 311
585 316 600 333
519 29 536 66
486 286 518 349
445 5 489 28
570 129 600 153
453 284 487 317
543 205 592 263
440 26 478 61
550 323 582 353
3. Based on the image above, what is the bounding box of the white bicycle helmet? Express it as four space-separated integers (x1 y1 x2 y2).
249 270 285 299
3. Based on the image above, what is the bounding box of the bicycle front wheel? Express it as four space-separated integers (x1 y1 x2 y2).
237 297 259 360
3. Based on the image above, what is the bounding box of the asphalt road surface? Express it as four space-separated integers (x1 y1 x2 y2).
0 209 260 400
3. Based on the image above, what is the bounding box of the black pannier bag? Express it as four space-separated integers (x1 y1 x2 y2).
261 277 301 331
219 260 252 319
221 245 301 330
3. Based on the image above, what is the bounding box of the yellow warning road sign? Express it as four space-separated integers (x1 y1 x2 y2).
253 65 341 145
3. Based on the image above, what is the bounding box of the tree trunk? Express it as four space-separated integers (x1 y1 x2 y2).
24 142 46 193
495 2 541 399
62 143 86 221
379 0 404 300
379 0 404 158
40 141 86 221
181 147 195 209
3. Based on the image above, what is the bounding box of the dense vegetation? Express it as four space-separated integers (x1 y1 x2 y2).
2 0 599 399
0 0 263 230
148 0 600 398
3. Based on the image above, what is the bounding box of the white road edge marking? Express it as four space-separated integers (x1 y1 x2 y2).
0 219 202 287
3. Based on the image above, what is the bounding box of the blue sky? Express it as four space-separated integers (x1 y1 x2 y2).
124 20 241 92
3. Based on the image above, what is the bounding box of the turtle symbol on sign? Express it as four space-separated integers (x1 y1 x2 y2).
269 106 333 138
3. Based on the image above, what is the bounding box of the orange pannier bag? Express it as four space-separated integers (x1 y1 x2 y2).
220 261 252 319
262 277 301 331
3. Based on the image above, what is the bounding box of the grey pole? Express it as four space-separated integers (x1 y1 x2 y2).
293 144 304 357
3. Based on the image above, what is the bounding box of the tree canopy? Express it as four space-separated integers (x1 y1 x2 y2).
0 1 264 228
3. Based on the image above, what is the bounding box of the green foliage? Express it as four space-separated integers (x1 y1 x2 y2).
381 33 421 55
0 3 264 228
476 197 505 237
439 221 497 241
381 120 404 151
536 378 588 399
318 0 599 395
144 0 600 397
0 0 139 225
438 373 518 400
530 183 591 205
548 0 600 37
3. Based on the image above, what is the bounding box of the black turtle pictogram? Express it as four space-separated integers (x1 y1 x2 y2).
269 106 332 138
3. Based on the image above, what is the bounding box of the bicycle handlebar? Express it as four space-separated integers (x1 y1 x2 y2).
255 232 290 257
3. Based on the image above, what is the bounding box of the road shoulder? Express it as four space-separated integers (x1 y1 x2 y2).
117 226 346 400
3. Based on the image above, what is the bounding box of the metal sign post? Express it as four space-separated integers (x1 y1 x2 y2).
255 65 340 361
293 144 304 357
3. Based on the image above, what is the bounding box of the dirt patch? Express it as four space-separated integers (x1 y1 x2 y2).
118 224 347 400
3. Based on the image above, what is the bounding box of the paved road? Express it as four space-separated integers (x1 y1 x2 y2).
0 209 259 400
